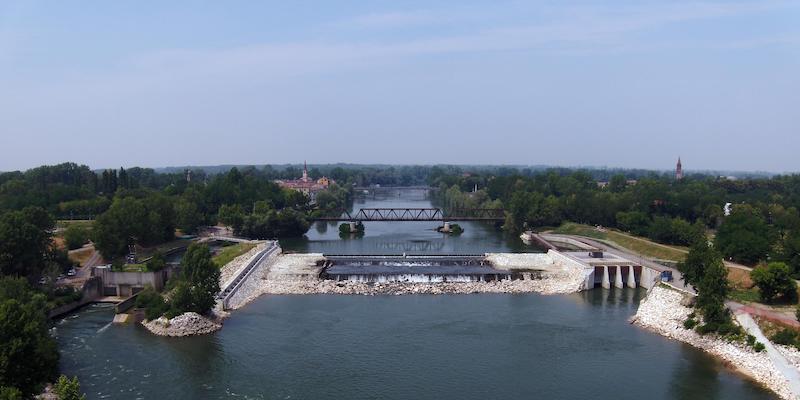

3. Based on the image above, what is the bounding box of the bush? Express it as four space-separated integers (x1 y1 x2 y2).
63 224 90 250
54 375 85 400
0 386 22 400
753 342 766 352
683 318 698 330
135 287 168 320
770 328 799 346
746 334 756 346
145 252 166 272
751 262 798 303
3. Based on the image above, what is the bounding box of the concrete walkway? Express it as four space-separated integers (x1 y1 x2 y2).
735 312 800 398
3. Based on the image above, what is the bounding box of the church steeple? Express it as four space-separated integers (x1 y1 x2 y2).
676 157 683 180
302 160 309 182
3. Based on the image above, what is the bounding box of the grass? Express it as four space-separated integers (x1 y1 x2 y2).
550 222 687 261
213 243 256 268
68 246 95 266
729 287 761 303
122 264 147 272
55 220 94 230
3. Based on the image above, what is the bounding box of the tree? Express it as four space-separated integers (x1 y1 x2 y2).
715 209 773 265
0 386 22 400
0 207 55 279
0 277 59 396
145 251 166 272
175 243 220 315
218 204 245 233
54 375 86 400
174 198 203 234
92 195 176 259
751 262 798 303
63 224 89 250
678 240 731 329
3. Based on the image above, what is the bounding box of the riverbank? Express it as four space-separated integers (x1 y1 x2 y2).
633 285 795 399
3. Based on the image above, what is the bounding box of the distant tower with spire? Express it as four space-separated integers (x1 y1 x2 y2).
676 157 684 180
302 160 309 182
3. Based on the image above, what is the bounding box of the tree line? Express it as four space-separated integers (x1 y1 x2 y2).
434 171 800 275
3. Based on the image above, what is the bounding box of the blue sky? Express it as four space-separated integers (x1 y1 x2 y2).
1 1 798 172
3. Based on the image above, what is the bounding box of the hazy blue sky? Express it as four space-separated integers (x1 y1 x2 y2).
1 1 799 172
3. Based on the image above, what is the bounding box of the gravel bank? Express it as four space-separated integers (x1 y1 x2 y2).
219 241 268 288
259 276 584 296
634 285 795 399
142 312 222 337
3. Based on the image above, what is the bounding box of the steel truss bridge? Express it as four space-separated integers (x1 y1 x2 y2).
310 208 505 222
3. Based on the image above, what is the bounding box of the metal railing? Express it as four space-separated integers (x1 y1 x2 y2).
218 241 279 310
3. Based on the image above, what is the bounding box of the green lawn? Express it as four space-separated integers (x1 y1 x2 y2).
213 243 256 268
550 222 687 262
729 287 761 303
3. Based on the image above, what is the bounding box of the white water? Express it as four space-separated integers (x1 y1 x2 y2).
335 274 513 283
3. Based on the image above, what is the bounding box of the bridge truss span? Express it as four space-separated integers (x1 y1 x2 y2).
310 207 505 222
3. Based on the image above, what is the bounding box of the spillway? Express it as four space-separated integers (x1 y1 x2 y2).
320 255 541 283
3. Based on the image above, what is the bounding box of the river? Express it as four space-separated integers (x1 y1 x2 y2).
55 189 777 399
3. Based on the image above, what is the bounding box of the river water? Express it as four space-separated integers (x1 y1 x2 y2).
56 189 777 399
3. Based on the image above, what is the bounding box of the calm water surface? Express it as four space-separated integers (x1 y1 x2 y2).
56 189 777 399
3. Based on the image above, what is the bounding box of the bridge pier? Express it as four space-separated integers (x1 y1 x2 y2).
614 266 624 289
443 221 451 231
601 266 610 289
349 221 358 232
627 266 637 288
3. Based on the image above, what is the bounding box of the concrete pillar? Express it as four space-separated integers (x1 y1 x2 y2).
349 221 357 231
614 266 624 289
584 269 595 290
601 266 610 289
443 221 451 231
627 266 637 288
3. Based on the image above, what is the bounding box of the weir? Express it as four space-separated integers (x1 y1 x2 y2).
320 255 542 283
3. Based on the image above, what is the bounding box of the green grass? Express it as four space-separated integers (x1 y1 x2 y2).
56 220 94 230
729 287 761 303
122 264 147 272
550 222 687 262
213 243 256 268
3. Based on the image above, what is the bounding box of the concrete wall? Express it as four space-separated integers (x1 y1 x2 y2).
546 250 595 291
48 276 103 319
94 267 173 295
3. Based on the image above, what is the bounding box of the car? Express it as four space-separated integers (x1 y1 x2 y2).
67 268 77 277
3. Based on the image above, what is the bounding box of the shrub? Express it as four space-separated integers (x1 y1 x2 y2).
135 287 168 320
63 225 89 250
145 252 166 272
754 342 766 352
54 375 85 400
746 334 756 346
683 318 698 330
770 329 799 346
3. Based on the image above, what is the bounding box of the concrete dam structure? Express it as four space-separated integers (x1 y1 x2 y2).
320 255 540 283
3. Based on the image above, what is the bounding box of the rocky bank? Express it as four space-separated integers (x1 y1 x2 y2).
142 312 222 337
633 284 795 399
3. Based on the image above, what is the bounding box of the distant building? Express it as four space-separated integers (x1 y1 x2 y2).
676 157 684 180
275 161 334 200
